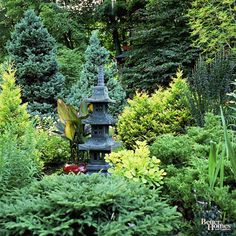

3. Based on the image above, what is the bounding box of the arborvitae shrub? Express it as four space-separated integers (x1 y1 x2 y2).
0 174 182 235
0 65 41 197
118 70 192 149
7 10 65 116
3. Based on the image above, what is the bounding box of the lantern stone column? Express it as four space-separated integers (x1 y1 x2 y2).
79 66 120 173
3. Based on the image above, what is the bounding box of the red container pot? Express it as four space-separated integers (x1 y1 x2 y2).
63 163 87 174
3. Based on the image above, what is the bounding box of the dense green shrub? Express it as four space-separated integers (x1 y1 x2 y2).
150 113 224 169
6 10 65 116
118 70 192 149
105 141 166 187
0 128 40 197
0 65 41 197
150 134 195 167
57 46 84 95
36 129 70 166
187 113 223 145
0 174 182 236
158 113 236 234
187 52 236 126
164 159 236 234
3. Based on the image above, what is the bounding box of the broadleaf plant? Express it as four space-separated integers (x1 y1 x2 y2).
56 99 90 162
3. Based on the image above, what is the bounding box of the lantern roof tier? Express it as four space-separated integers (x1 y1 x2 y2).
79 137 120 151
85 86 115 103
82 114 115 125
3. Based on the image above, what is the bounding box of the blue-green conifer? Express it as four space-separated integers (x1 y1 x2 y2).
7 10 65 116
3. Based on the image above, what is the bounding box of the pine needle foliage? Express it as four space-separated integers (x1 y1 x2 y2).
122 0 199 95
0 174 181 235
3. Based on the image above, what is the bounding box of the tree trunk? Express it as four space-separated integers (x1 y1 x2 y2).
112 27 122 56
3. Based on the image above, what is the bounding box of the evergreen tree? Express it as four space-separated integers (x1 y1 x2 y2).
66 31 126 117
7 9 65 116
122 0 199 96
0 64 41 196
0 64 30 137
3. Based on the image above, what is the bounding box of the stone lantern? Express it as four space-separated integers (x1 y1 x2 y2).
79 66 120 173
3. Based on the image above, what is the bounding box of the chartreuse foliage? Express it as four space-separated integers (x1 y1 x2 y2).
118 70 192 148
0 65 29 137
0 65 40 197
7 9 65 116
0 174 181 235
188 0 236 55
105 141 166 187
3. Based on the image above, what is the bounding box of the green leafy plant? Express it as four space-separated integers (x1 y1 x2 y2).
188 0 236 56
118 70 192 148
221 107 236 181
208 141 225 190
0 174 181 235
105 141 166 187
36 129 70 167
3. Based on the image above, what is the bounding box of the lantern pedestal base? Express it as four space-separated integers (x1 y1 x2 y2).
86 163 110 174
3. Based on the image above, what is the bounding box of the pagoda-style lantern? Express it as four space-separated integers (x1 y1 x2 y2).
79 66 120 173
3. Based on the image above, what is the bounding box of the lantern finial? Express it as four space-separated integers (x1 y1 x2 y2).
98 65 104 86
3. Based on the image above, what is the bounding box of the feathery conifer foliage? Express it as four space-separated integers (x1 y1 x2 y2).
67 31 126 117
0 174 181 235
7 9 65 116
122 0 199 96
0 65 29 137
0 65 40 197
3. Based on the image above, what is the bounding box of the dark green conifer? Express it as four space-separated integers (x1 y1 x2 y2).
122 0 199 96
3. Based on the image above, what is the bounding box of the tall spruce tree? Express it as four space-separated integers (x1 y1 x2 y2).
122 0 199 96
7 9 65 116
66 31 126 117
